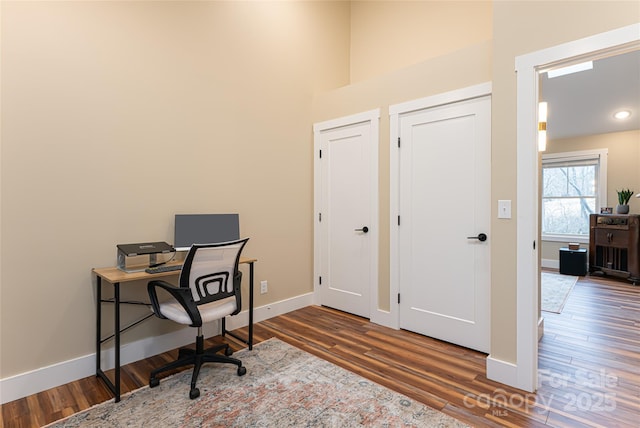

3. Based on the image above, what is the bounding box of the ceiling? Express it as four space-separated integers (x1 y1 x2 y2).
540 49 640 141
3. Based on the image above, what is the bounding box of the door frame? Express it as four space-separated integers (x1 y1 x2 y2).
515 24 640 392
389 82 492 330
313 109 380 315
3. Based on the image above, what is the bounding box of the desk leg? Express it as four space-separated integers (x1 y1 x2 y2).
95 279 119 402
114 282 121 402
249 261 254 350
96 276 102 375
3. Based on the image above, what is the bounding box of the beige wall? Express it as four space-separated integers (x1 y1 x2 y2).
541 130 640 262
491 1 639 362
0 1 350 378
1 0 494 383
349 1 492 82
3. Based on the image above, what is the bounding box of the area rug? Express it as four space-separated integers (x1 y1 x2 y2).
541 271 578 313
46 338 467 427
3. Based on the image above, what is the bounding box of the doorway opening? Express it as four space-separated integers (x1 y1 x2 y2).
516 24 640 392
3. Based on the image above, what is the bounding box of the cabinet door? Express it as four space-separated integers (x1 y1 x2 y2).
595 229 629 249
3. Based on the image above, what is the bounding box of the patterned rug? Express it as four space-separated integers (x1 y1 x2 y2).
46 338 467 427
541 271 578 313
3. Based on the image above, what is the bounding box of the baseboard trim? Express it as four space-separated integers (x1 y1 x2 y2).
486 355 518 388
225 292 314 331
541 258 559 270
0 292 313 404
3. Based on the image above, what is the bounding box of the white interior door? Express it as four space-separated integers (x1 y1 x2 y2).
397 95 491 353
314 111 379 318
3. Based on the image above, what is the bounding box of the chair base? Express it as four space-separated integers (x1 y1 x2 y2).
149 335 246 399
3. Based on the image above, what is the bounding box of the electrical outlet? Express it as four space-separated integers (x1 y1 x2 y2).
260 280 268 294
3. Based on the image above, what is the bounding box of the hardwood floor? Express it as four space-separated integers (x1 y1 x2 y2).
2 275 638 427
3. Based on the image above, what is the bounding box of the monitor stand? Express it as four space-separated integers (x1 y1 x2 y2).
117 251 158 273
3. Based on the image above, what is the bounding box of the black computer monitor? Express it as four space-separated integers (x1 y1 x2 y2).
174 214 240 251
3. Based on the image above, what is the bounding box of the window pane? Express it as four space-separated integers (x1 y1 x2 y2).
542 165 596 197
542 197 595 235
543 167 569 197
565 165 596 196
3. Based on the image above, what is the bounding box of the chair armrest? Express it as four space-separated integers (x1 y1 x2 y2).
147 280 202 327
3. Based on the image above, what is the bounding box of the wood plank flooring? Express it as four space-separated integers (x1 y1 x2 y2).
2 274 638 427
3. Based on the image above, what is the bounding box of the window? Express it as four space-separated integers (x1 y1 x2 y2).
542 149 607 242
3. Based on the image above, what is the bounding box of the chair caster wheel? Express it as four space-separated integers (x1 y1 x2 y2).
237 366 247 376
149 377 159 388
189 388 200 399
224 346 233 356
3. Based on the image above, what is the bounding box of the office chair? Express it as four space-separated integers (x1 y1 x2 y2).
147 238 249 399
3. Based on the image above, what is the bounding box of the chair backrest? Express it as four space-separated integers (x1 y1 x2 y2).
179 238 249 306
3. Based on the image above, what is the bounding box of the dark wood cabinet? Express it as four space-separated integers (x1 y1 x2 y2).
589 214 640 284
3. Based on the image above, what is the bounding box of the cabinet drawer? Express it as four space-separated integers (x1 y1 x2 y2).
594 229 629 248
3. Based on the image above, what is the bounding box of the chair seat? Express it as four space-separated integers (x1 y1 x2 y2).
154 296 237 325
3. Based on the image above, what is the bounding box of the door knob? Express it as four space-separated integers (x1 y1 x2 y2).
355 226 369 233
467 233 487 242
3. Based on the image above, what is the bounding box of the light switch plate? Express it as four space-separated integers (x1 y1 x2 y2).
498 200 511 219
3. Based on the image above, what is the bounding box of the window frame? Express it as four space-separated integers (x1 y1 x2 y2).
541 149 608 243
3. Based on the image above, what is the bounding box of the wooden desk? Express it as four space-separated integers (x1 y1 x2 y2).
92 256 256 402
